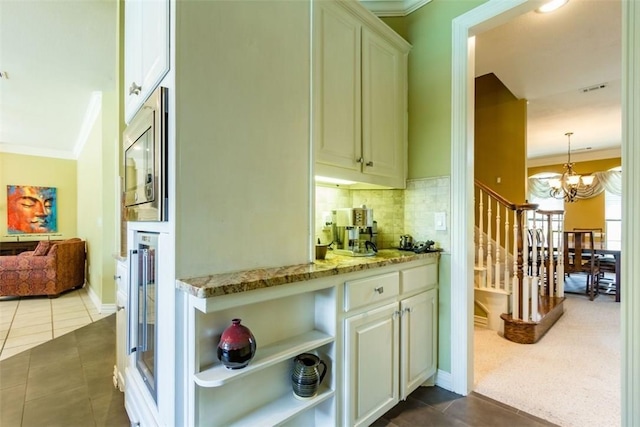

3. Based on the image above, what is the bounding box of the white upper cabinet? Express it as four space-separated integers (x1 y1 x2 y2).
314 0 410 188
124 0 169 123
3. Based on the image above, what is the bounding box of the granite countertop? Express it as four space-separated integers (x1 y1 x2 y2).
176 249 441 299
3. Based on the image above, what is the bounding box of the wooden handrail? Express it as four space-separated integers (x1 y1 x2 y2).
475 179 538 212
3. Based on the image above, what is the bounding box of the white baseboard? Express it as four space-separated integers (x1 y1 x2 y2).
435 369 453 392
84 284 116 315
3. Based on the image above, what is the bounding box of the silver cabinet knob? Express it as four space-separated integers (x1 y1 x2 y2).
374 286 384 294
117 306 125 311
357 157 364 163
129 82 142 95
113 275 121 280
366 161 374 167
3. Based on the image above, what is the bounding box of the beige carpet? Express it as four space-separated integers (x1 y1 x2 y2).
474 291 620 427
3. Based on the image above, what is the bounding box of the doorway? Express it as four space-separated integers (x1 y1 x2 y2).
449 0 638 424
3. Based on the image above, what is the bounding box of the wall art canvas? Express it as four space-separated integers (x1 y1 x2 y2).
7 185 58 234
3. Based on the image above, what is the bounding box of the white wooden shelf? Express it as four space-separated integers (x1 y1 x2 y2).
194 330 334 387
227 386 334 427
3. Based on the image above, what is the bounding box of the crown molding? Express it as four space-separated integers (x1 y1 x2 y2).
359 0 432 17
0 91 102 161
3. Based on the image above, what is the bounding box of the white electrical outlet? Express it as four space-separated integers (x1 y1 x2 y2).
435 212 446 231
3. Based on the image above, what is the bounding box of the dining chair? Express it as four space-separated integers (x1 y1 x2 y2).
573 228 617 293
563 231 601 300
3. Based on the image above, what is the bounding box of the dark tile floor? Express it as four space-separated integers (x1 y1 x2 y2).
1 314 557 427
374 386 558 427
0 314 129 427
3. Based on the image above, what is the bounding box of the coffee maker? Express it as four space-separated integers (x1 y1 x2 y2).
332 206 377 257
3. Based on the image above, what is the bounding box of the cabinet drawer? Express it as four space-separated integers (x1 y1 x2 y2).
400 263 437 295
344 272 399 312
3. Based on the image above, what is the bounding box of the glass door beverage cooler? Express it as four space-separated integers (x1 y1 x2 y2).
128 231 159 402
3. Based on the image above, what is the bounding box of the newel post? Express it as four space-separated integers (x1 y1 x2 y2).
514 203 538 320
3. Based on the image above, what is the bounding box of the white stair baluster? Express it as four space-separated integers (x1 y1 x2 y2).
478 190 484 271
486 197 493 289
494 204 501 289
512 209 519 320
504 209 510 292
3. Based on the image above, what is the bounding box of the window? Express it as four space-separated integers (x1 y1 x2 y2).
528 173 564 249
605 191 621 250
603 166 622 250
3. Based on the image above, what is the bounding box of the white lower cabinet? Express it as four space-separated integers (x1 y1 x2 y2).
185 258 438 426
345 301 400 427
400 288 438 400
114 260 128 392
344 263 438 426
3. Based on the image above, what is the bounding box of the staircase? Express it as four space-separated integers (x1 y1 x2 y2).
475 180 566 344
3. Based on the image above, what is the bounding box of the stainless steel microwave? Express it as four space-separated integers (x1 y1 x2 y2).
123 87 168 222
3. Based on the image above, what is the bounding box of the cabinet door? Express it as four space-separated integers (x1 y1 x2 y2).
400 288 438 400
314 1 361 173
124 0 143 120
115 289 128 391
124 0 169 123
361 27 406 186
345 302 399 427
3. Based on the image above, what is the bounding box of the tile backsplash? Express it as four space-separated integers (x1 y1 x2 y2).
315 176 451 251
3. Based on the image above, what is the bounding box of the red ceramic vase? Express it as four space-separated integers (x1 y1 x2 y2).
217 318 257 369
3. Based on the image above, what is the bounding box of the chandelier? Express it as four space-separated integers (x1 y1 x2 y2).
548 132 595 202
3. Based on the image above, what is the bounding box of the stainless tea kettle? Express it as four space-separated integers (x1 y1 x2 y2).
399 234 413 250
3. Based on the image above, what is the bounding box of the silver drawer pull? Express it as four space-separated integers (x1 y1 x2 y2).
374 286 384 294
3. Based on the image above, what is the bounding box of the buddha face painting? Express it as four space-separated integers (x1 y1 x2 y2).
7 185 57 234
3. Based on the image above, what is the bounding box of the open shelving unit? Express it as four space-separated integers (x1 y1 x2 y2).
227 385 334 427
194 330 334 387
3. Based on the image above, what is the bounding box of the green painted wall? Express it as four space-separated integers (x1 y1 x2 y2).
385 0 486 179
0 153 77 241
76 93 119 305
384 0 488 375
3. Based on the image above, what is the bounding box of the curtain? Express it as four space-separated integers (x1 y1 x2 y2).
528 170 622 200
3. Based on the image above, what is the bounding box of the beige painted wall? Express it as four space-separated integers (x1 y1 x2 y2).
173 1 311 278
529 157 621 231
0 153 77 241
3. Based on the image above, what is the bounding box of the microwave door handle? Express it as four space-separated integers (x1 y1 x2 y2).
127 249 139 355
141 248 149 353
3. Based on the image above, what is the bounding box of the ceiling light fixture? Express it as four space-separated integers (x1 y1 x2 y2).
536 0 569 13
548 132 594 202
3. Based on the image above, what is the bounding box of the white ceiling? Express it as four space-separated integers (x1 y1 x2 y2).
0 0 621 162
474 0 622 162
0 0 116 159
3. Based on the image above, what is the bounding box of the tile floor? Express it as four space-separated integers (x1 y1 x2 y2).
0 288 111 361
0 289 557 426
0 313 130 427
